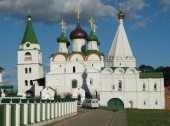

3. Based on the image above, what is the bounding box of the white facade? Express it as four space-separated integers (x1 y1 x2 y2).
16 11 165 109
100 67 164 109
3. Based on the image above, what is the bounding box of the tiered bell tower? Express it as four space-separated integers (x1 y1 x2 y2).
17 13 43 97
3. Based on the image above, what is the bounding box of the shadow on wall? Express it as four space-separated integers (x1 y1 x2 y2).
81 69 92 98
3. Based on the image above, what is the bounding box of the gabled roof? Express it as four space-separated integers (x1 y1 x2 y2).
21 14 38 44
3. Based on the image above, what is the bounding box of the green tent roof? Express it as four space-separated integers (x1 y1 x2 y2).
21 15 38 44
140 72 164 78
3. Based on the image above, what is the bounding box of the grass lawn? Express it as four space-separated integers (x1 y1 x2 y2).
126 109 170 126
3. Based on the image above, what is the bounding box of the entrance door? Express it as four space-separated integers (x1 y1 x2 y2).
107 98 124 110
77 94 81 105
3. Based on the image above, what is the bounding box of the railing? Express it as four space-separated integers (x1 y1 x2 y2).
0 99 77 126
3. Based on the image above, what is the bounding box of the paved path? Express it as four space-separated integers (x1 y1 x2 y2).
47 108 128 126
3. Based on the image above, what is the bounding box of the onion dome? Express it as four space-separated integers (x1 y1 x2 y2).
57 32 68 43
118 10 125 19
87 30 98 42
70 23 87 40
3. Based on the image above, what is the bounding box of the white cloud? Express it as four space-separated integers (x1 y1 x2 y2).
159 0 170 12
133 18 151 29
0 0 116 24
122 0 149 19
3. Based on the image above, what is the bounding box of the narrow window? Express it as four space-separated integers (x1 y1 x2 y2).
155 100 158 105
143 100 146 106
154 83 157 91
25 68 28 74
118 80 122 91
30 80 33 86
25 80 28 86
90 78 93 85
112 84 115 90
143 84 146 91
73 66 76 73
29 67 31 73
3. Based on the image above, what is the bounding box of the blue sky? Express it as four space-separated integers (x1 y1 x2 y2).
0 0 170 88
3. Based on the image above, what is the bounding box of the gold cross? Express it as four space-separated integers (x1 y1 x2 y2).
75 8 81 22
60 19 66 33
89 17 95 30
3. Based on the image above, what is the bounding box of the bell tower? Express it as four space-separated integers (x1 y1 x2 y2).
17 13 43 97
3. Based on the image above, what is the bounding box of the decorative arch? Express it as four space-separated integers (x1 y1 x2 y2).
101 67 113 74
68 53 85 61
107 98 124 110
86 53 101 61
52 53 67 62
114 68 125 74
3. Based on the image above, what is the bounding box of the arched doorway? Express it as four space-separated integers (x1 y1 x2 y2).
107 98 124 110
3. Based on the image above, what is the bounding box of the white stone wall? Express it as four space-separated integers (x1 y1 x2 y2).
88 41 98 51
100 67 165 109
72 39 86 52
58 42 68 53
17 43 44 96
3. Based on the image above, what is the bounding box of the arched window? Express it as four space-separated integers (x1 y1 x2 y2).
73 66 76 73
90 78 93 85
143 83 146 91
118 80 122 91
154 83 157 91
25 80 28 86
25 68 28 74
72 80 77 88
25 52 32 61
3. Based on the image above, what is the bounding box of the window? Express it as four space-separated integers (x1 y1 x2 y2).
29 67 31 73
143 100 146 106
118 80 122 91
25 80 28 86
72 80 77 88
155 100 158 105
154 83 157 91
73 66 76 73
112 84 115 90
143 83 146 91
25 68 28 74
30 80 33 86
90 78 93 85
25 52 32 61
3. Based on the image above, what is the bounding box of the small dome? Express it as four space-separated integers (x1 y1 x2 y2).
57 32 68 43
70 23 87 40
118 10 125 19
87 30 98 42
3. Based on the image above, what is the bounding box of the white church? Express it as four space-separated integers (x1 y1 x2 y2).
17 9 165 109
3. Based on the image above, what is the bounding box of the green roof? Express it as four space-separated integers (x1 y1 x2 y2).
140 72 164 78
0 85 13 89
57 32 68 43
21 15 38 44
87 30 98 41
